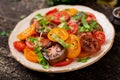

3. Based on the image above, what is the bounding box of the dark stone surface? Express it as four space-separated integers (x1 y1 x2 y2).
0 0 120 80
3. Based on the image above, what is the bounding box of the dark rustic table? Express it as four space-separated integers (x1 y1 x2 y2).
0 0 120 80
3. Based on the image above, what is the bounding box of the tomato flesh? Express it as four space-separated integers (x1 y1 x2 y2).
67 20 78 34
48 11 70 24
14 41 26 52
86 12 96 22
93 31 105 45
46 8 58 15
66 35 81 58
52 59 73 67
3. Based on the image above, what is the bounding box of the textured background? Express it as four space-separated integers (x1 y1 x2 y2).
0 0 120 80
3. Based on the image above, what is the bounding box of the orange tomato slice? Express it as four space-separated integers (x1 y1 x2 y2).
66 35 81 59
47 28 69 42
63 8 78 16
17 23 36 40
24 47 38 63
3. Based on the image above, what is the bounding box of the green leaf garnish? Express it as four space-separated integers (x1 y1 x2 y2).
77 57 90 63
0 31 9 36
51 34 69 48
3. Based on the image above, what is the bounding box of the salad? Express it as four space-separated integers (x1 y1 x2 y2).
13 8 106 69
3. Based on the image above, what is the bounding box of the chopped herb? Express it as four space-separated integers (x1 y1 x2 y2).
35 13 50 33
81 17 90 29
0 31 9 36
20 15 26 19
77 57 90 63
60 16 66 23
58 23 70 30
29 37 38 43
39 27 45 32
51 34 69 48
89 20 98 28
34 43 49 69
35 14 43 21
71 11 87 20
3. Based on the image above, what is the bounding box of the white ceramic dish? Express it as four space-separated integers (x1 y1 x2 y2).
8 5 115 73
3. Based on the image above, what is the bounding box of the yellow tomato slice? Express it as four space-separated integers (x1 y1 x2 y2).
47 28 69 42
63 8 78 16
24 47 38 63
66 34 81 59
17 23 36 40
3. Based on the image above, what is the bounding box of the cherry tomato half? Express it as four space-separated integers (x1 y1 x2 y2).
48 28 69 42
13 41 26 52
86 12 96 22
67 20 78 34
46 8 58 15
66 35 81 59
93 31 106 45
48 11 70 24
52 58 73 67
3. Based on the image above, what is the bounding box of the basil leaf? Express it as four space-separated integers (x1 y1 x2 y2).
77 57 90 63
51 34 69 48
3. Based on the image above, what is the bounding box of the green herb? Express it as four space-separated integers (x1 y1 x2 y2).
29 37 38 43
71 11 87 20
35 14 50 33
35 14 43 21
0 31 9 36
77 57 90 63
89 20 98 28
20 15 26 19
58 23 70 30
34 44 49 69
81 17 90 29
51 34 69 48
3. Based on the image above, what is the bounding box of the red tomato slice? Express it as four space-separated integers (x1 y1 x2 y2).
93 31 106 45
52 59 73 67
48 11 70 24
13 41 26 52
40 38 50 47
86 12 96 22
67 20 78 34
25 40 34 50
46 8 58 15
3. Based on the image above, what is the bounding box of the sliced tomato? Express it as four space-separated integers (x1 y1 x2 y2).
13 41 26 52
25 39 34 50
48 11 70 24
66 35 81 59
46 8 58 15
52 58 73 67
17 23 36 40
48 28 69 42
78 51 90 58
63 8 78 16
24 47 38 63
80 34 101 53
93 31 106 45
86 12 96 22
67 20 78 34
40 38 50 47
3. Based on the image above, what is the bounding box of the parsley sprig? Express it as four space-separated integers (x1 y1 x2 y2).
35 14 50 33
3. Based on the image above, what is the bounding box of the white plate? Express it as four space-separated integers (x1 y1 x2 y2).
8 5 115 73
